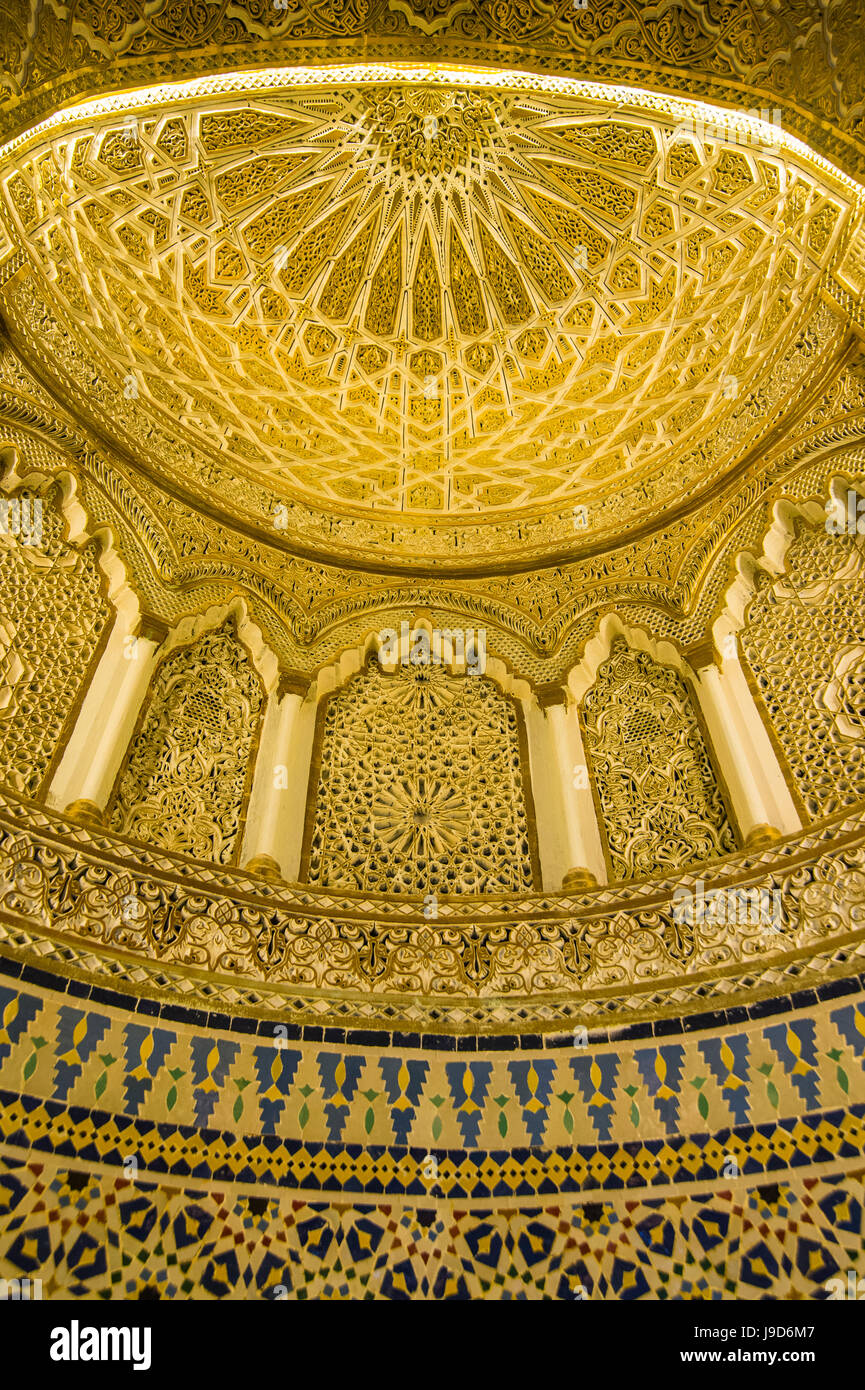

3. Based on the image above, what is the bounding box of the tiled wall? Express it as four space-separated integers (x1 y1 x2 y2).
1 1150 862 1300
1 958 863 1296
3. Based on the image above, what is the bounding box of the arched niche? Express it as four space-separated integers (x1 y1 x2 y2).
104 597 279 865
155 595 280 694
715 471 865 821
564 613 738 881
0 453 138 797
299 619 540 894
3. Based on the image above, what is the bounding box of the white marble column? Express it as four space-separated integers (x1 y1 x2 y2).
240 675 311 881
693 650 802 847
47 613 165 824
522 693 607 891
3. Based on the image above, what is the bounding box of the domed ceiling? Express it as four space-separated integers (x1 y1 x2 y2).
0 67 860 567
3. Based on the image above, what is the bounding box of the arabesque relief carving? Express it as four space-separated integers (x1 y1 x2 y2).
741 523 865 821
0 0 864 186
0 787 863 1031
108 622 263 864
2 408 865 691
0 275 853 569
583 640 737 879
0 69 857 565
0 0 864 1311
305 659 535 893
0 483 110 796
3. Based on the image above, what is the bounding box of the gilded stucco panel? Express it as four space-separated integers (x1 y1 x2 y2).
0 483 111 797
108 621 264 863
582 639 737 879
304 658 536 893
741 523 865 821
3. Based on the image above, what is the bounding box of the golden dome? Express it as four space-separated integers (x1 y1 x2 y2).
0 67 859 566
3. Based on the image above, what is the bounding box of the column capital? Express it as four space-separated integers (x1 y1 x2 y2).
134 610 170 647
684 637 716 673
535 682 567 709
276 669 310 700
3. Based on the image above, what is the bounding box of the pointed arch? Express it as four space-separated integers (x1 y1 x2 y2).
155 596 280 693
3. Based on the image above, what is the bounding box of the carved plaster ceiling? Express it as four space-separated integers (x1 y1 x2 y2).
0 66 861 565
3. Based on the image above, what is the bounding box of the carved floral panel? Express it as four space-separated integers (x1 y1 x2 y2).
582 640 737 880
305 659 535 893
0 486 110 796
741 526 865 821
108 623 263 863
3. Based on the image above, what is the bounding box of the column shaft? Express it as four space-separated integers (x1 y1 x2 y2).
241 689 305 880
695 659 801 845
522 698 606 891
547 701 607 888
47 620 160 820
